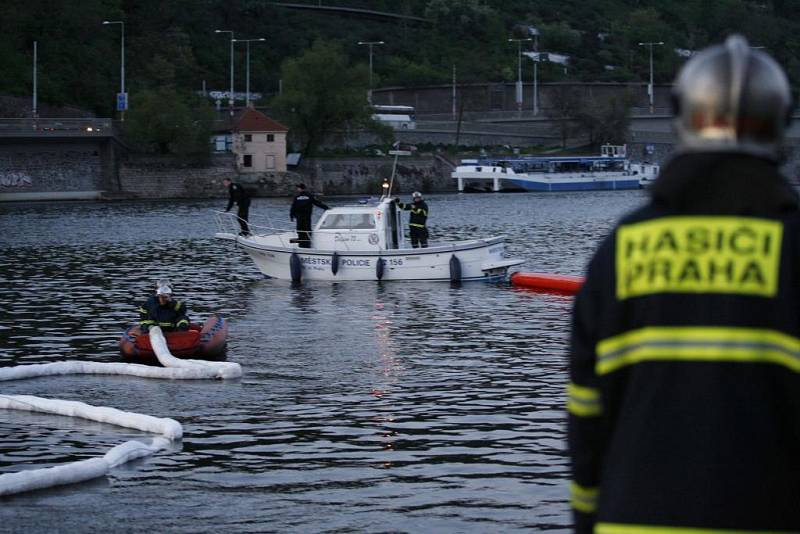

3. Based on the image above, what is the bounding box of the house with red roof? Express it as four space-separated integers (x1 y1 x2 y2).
232 108 289 173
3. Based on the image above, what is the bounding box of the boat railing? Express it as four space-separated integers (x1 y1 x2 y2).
214 211 375 251
214 211 298 247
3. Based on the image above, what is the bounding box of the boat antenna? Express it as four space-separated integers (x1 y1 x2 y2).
386 145 412 200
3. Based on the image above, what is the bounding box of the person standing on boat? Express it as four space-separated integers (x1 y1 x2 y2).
138 280 190 333
223 177 252 236
396 191 429 248
290 183 329 248
568 35 800 533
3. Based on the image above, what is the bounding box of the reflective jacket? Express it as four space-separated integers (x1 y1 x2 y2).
138 295 190 332
397 199 428 228
569 152 800 533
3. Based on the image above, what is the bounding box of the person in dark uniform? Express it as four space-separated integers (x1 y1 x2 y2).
289 183 329 248
568 35 800 533
396 191 429 248
138 280 189 333
223 177 251 236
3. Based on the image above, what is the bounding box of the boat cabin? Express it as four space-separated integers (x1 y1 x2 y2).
313 198 405 251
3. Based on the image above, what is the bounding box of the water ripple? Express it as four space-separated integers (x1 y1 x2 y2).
0 192 647 533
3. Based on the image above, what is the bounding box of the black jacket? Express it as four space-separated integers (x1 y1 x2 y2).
138 295 190 332
397 199 429 228
569 152 800 532
226 182 251 211
290 191 329 221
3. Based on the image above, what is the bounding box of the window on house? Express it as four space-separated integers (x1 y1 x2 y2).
266 155 275 169
243 154 253 168
267 134 274 142
244 134 252 142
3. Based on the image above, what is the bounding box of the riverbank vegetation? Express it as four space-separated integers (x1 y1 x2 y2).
2 0 797 158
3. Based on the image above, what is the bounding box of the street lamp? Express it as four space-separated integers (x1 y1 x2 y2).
215 29 235 115
638 41 664 114
102 20 126 120
508 37 532 114
357 40 384 104
232 38 266 108
32 41 38 119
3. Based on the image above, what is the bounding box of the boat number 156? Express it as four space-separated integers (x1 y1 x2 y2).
388 258 404 266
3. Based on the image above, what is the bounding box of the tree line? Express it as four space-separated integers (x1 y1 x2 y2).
2 0 798 161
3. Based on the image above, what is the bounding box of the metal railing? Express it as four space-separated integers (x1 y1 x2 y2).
214 211 376 252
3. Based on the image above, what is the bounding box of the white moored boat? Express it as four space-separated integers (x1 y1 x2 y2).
215 196 523 282
452 144 660 192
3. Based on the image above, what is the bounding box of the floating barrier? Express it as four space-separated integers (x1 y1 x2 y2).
0 394 180 497
510 271 584 295
0 326 241 496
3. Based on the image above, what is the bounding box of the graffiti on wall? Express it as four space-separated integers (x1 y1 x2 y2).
0 172 33 188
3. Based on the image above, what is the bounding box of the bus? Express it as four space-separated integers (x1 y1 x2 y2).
370 104 416 129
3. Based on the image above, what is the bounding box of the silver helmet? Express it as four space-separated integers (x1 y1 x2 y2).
672 34 792 160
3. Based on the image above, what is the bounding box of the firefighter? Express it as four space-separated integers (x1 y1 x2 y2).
568 35 800 533
223 177 251 236
396 191 429 248
138 280 190 333
290 183 329 248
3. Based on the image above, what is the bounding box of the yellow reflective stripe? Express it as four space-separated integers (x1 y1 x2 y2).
157 321 174 327
409 223 425 228
570 482 598 514
140 320 156 325
596 522 796 534
615 216 782 300
566 382 602 417
137 307 147 314
596 326 800 375
176 319 189 326
174 302 182 311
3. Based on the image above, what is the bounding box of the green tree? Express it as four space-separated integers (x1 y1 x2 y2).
272 40 371 156
123 87 214 165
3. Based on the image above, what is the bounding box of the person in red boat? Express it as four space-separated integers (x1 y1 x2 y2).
138 280 189 333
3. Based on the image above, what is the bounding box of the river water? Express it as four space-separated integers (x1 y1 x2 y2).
0 191 647 533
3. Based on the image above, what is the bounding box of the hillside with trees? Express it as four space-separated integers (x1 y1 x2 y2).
2 0 798 157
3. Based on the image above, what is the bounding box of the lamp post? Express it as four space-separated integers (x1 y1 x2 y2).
530 28 540 116
215 29 235 115
357 40 384 104
102 20 126 120
32 41 37 119
508 37 532 114
232 38 266 108
638 41 664 114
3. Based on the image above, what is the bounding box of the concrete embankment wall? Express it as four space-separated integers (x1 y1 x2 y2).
0 146 454 201
106 154 454 200
0 140 112 201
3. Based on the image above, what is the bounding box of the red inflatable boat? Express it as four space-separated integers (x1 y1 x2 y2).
119 315 228 363
510 272 584 295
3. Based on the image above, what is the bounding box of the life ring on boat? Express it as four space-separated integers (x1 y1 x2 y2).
119 315 228 363
510 272 584 295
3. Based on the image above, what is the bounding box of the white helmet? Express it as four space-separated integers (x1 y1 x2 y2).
412 191 423 200
672 34 792 160
155 279 173 296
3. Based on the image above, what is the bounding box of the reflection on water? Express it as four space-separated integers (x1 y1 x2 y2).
0 191 647 532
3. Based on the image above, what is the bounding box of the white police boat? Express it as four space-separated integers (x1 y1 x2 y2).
214 196 523 283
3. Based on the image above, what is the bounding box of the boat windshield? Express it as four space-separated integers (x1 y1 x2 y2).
319 213 376 230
